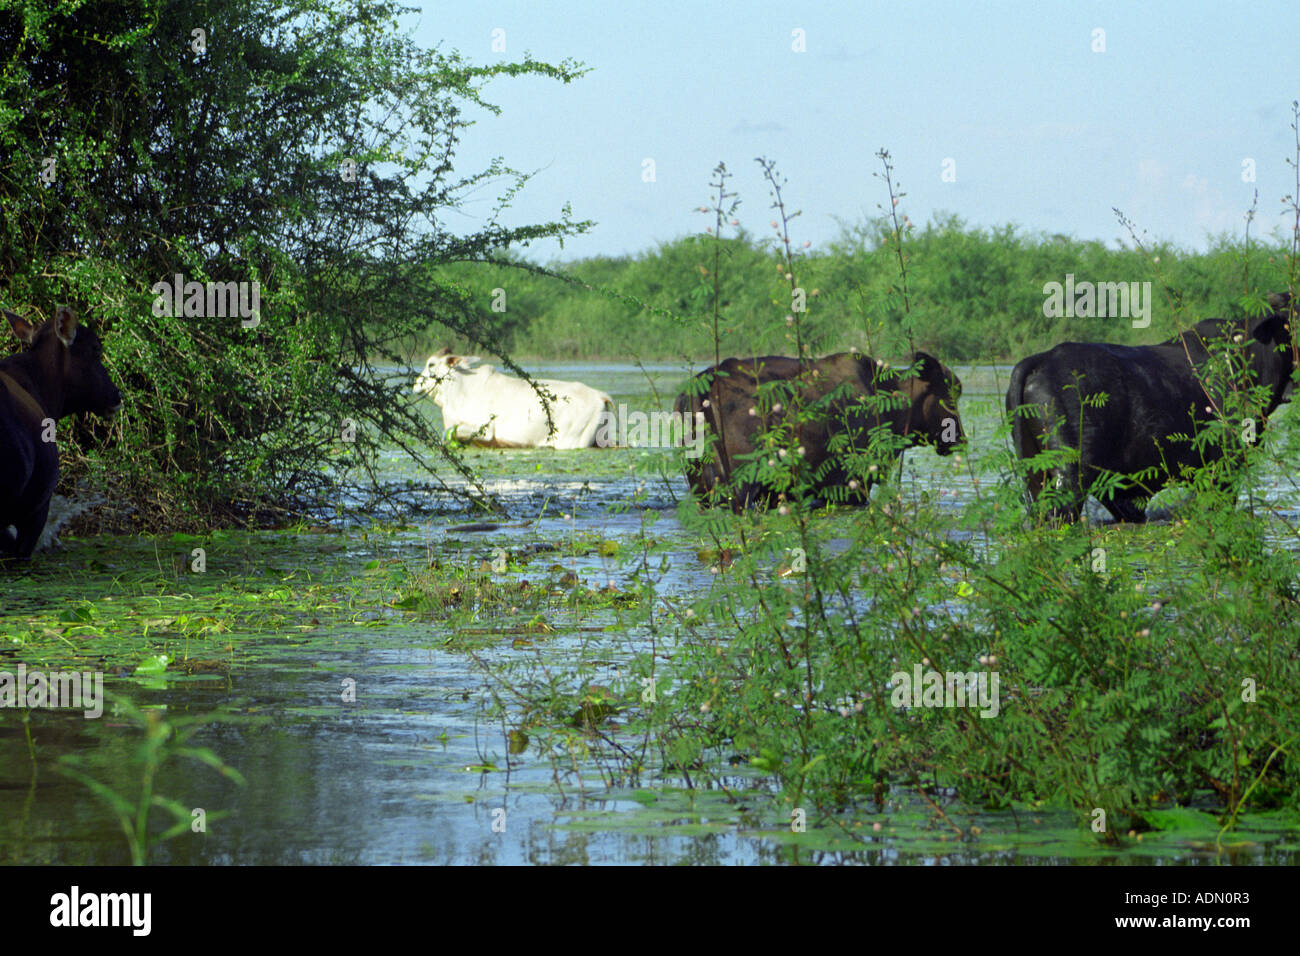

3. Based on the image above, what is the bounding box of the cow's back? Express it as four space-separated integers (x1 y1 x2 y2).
1003 312 1293 522
534 378 611 448
677 352 886 509
439 366 611 448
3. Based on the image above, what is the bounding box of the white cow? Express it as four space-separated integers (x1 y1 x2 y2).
413 349 613 449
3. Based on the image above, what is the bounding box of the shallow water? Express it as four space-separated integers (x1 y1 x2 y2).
2 363 1298 864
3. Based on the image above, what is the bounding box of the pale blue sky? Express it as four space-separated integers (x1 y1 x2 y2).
410 1 1300 262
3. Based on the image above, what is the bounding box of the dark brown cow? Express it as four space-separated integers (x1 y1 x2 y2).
1007 293 1295 522
674 351 964 510
0 307 121 559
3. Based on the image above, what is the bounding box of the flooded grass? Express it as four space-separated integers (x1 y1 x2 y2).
3 365 1299 864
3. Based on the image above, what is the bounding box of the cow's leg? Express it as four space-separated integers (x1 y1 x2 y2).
11 499 50 560
1020 464 1048 514
1103 493 1148 524
1034 457 1087 523
0 524 18 558
1012 407 1061 514
1030 407 1087 522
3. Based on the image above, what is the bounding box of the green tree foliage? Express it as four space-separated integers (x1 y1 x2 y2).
0 0 589 527
427 216 1292 363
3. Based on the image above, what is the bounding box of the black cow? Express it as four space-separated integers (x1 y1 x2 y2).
0 307 122 559
1006 293 1295 522
675 351 964 510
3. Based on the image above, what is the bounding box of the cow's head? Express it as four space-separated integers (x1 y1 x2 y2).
5 306 121 419
1247 293 1296 410
902 351 964 455
1267 292 1299 403
413 348 479 403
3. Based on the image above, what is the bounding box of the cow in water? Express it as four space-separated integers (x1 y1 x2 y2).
413 349 613 449
1006 293 1295 522
1 307 122 559
674 351 964 510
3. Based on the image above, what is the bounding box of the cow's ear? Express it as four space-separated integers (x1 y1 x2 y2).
436 347 452 356
913 351 944 382
4 308 38 345
1250 311 1290 346
53 306 78 346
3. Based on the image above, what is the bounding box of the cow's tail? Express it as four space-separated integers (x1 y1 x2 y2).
1007 356 1074 515
1005 359 1040 461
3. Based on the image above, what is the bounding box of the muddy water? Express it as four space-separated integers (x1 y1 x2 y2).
2 363 1298 864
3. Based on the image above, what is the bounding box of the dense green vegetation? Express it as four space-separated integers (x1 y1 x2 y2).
554 463 1300 842
427 218 1296 363
473 305 1300 846
2 0 1293 528
4 1 1299 863
471 154 1300 847
1 0 588 529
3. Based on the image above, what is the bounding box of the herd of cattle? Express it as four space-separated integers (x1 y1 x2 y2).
413 291 1295 521
0 293 1295 559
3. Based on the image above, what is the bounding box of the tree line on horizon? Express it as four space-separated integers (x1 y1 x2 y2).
425 216 1293 365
